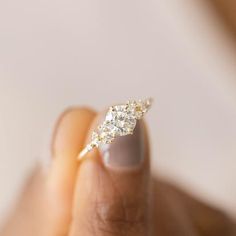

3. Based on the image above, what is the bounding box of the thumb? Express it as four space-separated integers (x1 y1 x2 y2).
69 112 152 236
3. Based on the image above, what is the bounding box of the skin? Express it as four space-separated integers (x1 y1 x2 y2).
0 107 235 236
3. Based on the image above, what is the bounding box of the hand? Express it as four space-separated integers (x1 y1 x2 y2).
1 107 235 236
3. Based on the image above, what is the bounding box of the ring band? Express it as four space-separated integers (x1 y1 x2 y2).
78 98 153 160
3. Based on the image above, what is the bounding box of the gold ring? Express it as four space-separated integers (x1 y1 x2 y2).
78 98 153 160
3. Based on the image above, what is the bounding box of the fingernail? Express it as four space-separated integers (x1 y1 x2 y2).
100 121 145 170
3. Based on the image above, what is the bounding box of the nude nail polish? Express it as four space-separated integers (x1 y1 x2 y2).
100 121 145 170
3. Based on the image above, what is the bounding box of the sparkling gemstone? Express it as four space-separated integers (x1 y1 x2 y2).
79 98 152 159
104 105 137 136
91 132 101 147
127 99 151 119
100 131 114 144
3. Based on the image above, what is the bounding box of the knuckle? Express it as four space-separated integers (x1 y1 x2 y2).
90 198 148 235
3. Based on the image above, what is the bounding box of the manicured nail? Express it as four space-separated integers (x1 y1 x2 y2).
100 121 145 170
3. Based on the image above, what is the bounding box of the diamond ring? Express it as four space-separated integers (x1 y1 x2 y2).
78 98 153 160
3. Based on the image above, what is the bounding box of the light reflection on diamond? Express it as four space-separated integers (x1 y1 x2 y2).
91 98 151 146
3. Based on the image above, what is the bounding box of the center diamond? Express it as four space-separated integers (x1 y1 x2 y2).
104 105 137 136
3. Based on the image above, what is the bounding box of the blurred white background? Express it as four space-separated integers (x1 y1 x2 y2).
0 0 236 224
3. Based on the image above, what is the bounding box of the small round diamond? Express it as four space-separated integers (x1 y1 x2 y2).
100 131 114 144
91 132 101 147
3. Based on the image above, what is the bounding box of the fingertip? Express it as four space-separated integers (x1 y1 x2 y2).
51 107 96 159
44 106 96 235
